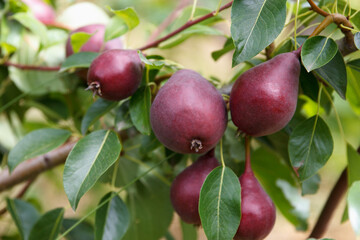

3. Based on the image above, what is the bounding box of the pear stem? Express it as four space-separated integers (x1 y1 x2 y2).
244 135 252 173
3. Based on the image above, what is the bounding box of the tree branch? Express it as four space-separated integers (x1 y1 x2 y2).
2 61 60 71
147 0 192 43
307 0 329 17
0 178 36 216
138 1 233 51
0 141 76 192
308 167 348 238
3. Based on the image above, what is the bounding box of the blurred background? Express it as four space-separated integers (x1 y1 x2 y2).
0 0 359 239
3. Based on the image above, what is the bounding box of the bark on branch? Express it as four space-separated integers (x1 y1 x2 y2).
0 141 76 192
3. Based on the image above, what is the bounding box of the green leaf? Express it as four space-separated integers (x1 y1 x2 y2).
231 0 286 66
199 166 241 240
123 173 173 240
95 192 130 240
8 128 71 172
348 59 360 72
81 99 118 135
314 51 347 99
12 12 47 45
355 32 360 50
301 36 338 72
347 144 360 189
346 66 360 115
0 42 17 56
60 52 99 72
28 208 64 240
159 25 223 49
300 65 320 102
129 86 151 135
348 181 360 235
108 7 139 31
63 130 121 210
289 116 333 181
104 16 128 41
137 51 164 70
211 38 235 61
6 199 40 240
114 102 133 131
62 219 94 240
252 147 309 230
180 220 197 240
301 174 320 195
70 32 93 53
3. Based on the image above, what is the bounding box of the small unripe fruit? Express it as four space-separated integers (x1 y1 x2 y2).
230 51 300 137
170 149 219 224
234 170 276 240
87 49 143 101
65 24 123 57
22 0 56 25
150 69 227 154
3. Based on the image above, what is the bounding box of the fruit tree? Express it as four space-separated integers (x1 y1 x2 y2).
0 0 360 239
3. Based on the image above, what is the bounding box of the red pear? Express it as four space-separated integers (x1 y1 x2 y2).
65 24 123 57
234 170 276 240
87 49 143 101
150 69 227 154
230 51 300 136
22 0 56 25
170 149 220 224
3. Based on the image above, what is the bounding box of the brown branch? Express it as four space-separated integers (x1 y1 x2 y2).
147 0 192 43
3 62 60 71
307 0 329 17
139 1 233 51
0 178 36 216
308 168 348 238
0 141 76 192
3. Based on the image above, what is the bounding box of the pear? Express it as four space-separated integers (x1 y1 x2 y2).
230 51 300 136
234 169 276 240
150 69 227 154
170 149 219 224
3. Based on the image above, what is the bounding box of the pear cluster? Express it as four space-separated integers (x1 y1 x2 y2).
150 50 301 240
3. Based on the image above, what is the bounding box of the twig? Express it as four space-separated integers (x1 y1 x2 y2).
3 62 60 71
307 0 330 17
0 141 76 192
0 178 36 216
147 0 192 43
308 168 348 238
265 43 275 60
138 1 233 51
154 73 173 84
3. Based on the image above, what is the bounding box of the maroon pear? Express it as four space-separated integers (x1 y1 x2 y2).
65 24 123 57
22 0 56 25
230 51 300 137
234 170 276 240
87 49 143 101
150 69 227 154
170 149 220 224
